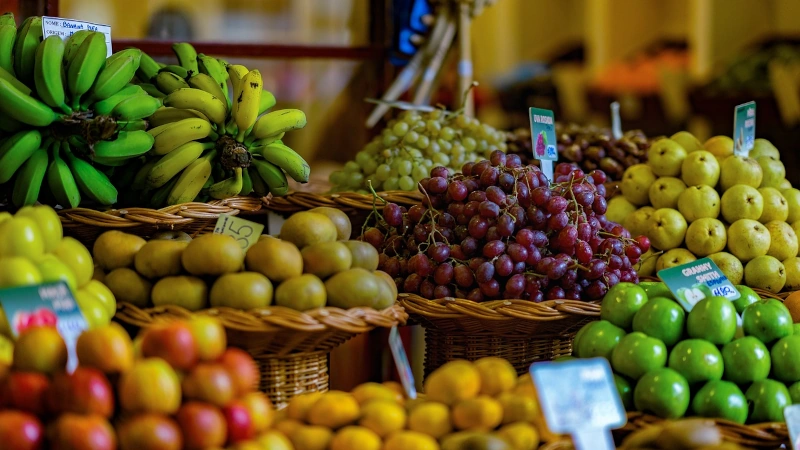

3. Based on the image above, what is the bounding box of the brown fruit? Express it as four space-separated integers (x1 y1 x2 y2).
118 414 183 450
103 268 152 307
93 231 146 271
324 268 384 309
309 207 352 240
48 413 117 450
13 326 67 374
279 212 337 249
152 276 208 311
245 237 303 282
342 240 379 271
301 241 352 278
47 367 114 417
134 240 188 278
182 234 244 276
210 272 273 309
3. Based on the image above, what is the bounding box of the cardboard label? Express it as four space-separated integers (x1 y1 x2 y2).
657 257 740 311
529 107 557 182
733 101 756 156
530 358 625 450
389 326 417 399
0 281 87 372
785 404 800 449
214 214 264 252
42 16 112 57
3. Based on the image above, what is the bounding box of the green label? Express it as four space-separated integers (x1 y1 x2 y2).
0 281 87 372
529 107 558 161
733 101 756 156
657 257 740 311
214 214 264 252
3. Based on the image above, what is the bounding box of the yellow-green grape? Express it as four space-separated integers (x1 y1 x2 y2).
417 135 430 149
382 134 399 147
412 165 427 181
362 158 378 175
455 114 469 128
397 160 413 177
375 164 391 181
440 127 455 141
384 177 399 191
329 170 346 185
462 136 477 151
344 161 360 173
438 139 452 153
426 120 441 134
404 130 419 144
408 149 423 159
392 121 409 136
433 153 450 167
398 175 415 191
348 172 364 188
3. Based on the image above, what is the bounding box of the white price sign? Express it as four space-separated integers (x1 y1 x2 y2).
42 16 112 57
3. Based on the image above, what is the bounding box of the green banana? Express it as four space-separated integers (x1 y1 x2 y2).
92 84 145 115
249 167 268 197
150 175 179 208
149 106 207 127
251 157 289 196
251 109 307 139
155 71 190 95
86 48 141 102
132 159 158 190
116 119 148 131
146 140 212 188
251 133 284 147
63 30 92 66
172 43 198 74
34 35 71 114
135 50 160 83
12 146 49 207
0 78 58 127
148 117 212 155
187 73 227 109
0 129 41 183
111 93 162 120
0 13 15 27
208 167 243 199
93 130 154 159
259 89 276 114
138 82 166 98
0 25 16 75
13 16 42 85
197 53 229 107
0 114 22 132
163 88 226 128
47 142 81 208
0 64 31 95
66 32 108 109
233 69 261 142
167 149 217 205
64 144 118 205
240 166 253 196
255 142 310 183
159 64 191 79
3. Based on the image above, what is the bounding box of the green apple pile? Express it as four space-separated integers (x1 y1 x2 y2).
608 132 800 294
572 281 800 423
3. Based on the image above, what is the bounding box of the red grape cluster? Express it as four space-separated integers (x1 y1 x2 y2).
360 151 650 302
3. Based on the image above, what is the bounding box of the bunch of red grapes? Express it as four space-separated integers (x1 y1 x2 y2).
361 150 650 302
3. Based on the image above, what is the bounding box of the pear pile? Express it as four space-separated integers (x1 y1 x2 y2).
609 133 800 293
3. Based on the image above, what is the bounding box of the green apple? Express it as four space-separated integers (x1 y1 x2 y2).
649 177 686 210
705 135 734 159
727 219 770 262
721 185 764 223
647 208 688 251
783 257 800 291
656 248 697 272
611 332 667 380
615 374 634 411
685 218 727 257
623 206 656 239
639 281 674 300
668 339 724 384
779 179 793 191
607 196 638 224
637 249 659 277
722 336 771 385
648 139 687 177
687 296 737 345
750 138 780 160
757 156 786 189
764 220 798 261
691 380 748 424
621 164 657 206
745 379 791 423
708 252 744 286
600 282 648 329
795 323 800 335
744 255 786 294
758 187 789 223
633 368 690 419
743 298 793 344
772 335 800 383
681 150 720 187
720 155 763 191
36 255 78 291
14 205 63 253
671 131 704 153
789 381 800 403
782 188 800 223
793 220 800 242
676 185 720 223
732 285 760 314
574 320 626 359
0 216 45 259
632 296 685 346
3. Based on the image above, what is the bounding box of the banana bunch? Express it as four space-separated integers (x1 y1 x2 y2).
0 14 163 208
129 42 311 207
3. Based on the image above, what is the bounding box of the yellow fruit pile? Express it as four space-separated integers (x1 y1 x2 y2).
0 205 115 342
93 207 396 312
273 357 552 450
609 133 800 293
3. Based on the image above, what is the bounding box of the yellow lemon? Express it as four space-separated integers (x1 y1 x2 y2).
0 307 10 337
286 392 323 421
0 334 13 365
498 422 540 450
424 360 481 405
273 419 303 438
474 357 517 396
407 401 452 439
288 425 332 450
352 381 404 405
452 396 504 431
307 391 360 429
256 430 293 450
513 374 538 398
0 257 42 288
498 393 539 424
359 399 406 437
330 426 381 450
81 280 116 317
383 431 439 450
74 289 111 329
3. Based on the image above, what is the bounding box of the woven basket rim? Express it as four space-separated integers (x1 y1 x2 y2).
623 412 788 446
262 190 424 213
115 301 408 333
397 293 600 322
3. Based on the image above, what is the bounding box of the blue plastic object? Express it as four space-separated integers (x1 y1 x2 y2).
391 0 432 66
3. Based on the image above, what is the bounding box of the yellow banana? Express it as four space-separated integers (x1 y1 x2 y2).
251 109 307 140
66 31 108 109
208 167 243 199
167 150 217 205
187 73 227 110
233 69 262 142
255 142 310 183
149 107 208 127
163 88 227 128
146 141 213 188
93 130 155 160
34 35 71 114
155 71 190 95
149 117 212 155
0 78 58 127
198 54 229 107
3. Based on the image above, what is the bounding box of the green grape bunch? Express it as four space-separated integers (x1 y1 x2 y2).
330 109 508 193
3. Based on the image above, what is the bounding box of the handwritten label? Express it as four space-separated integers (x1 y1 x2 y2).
529 107 557 183
657 257 740 311
733 101 756 156
42 16 112 57
389 326 417 399
0 281 87 372
531 358 625 450
785 404 800 449
213 214 264 252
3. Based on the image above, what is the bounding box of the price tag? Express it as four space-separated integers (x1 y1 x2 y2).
213 214 264 252
530 358 626 450
785 404 800 449
389 326 417 399
529 107 557 183
610 102 623 140
266 211 286 237
42 17 112 57
0 281 87 373
733 101 756 157
657 257 740 312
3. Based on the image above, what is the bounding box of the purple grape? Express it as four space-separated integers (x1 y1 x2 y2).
420 279 436 299
469 190 487 202
431 166 450 178
461 236 479 256
454 264 475 287
476 262 495 283
495 254 514 277
507 243 529 263
486 186 507 205
547 260 568 279
505 154 522 168
483 240 506 258
586 259 607 279
490 150 506 166
403 274 422 293
479 279 500 297
433 285 452 299
525 206 547 229
383 203 403 227
532 187 551 206
468 216 489 239
462 162 475 176
547 212 569 230
556 225 578 249
479 201 500 219
576 240 592 264
505 274 526 298
464 201 480 217
526 246 542 266
467 288 484 302
497 215 515 237
409 253 434 277
546 286 566 300
448 181 468 201
546 196 568 214
428 242 451 263
498 172 516 192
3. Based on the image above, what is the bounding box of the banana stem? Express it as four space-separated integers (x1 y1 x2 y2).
235 129 246 143
209 129 219 141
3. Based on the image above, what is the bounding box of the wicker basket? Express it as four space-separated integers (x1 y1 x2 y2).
397 294 600 377
57 196 266 247
115 302 408 408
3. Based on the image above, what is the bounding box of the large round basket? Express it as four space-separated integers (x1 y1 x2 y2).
397 294 600 377
57 196 266 248
115 302 408 409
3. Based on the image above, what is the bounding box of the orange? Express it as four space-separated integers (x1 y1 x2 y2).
783 291 800 322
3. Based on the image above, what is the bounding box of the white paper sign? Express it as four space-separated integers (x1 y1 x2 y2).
42 16 112 57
